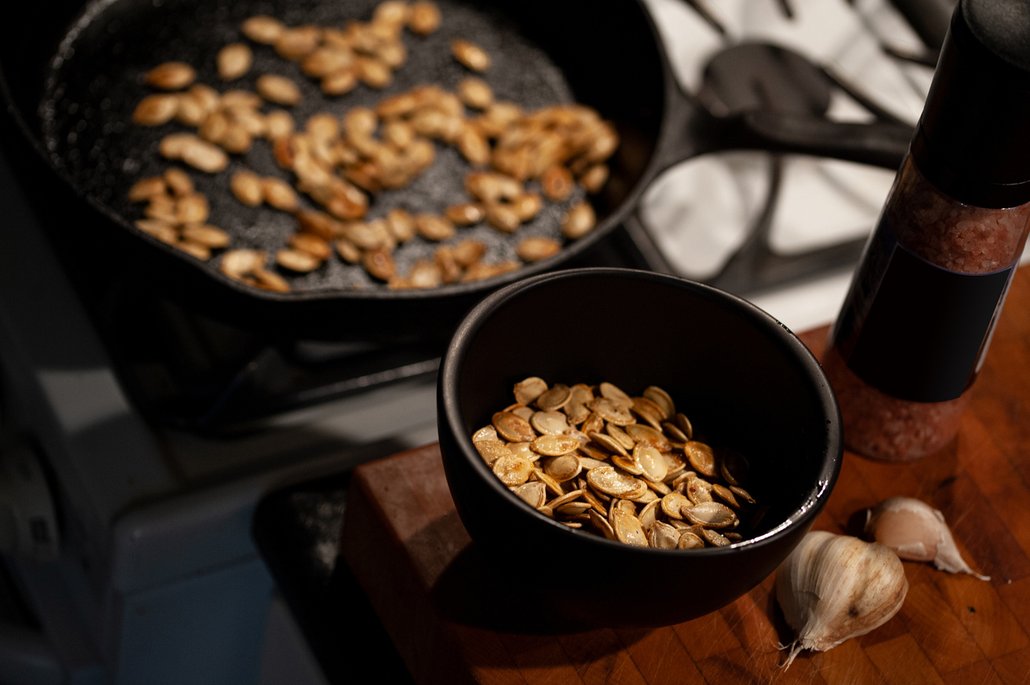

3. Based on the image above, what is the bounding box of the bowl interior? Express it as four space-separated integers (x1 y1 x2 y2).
449 268 840 542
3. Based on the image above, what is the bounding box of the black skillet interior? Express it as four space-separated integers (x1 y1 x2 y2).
2 0 665 310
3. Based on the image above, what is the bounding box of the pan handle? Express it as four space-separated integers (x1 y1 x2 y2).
653 86 914 174
722 110 912 169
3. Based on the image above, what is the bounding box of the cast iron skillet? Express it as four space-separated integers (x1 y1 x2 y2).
0 0 912 341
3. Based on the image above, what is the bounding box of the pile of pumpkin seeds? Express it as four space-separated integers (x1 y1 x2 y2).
126 0 616 292
472 379 757 549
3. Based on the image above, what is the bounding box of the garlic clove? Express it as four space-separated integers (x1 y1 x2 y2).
775 530 908 669
865 496 989 581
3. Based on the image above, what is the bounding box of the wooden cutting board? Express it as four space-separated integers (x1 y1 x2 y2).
340 269 1030 685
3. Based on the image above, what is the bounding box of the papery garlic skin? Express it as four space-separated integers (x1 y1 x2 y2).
865 496 990 581
776 531 908 667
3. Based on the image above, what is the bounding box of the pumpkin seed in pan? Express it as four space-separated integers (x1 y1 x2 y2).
241 16 285 45
274 248 319 273
561 201 597 239
133 94 180 126
145 62 197 90
217 43 253 81
256 74 302 107
515 236 561 263
451 39 491 73
407 1 442 36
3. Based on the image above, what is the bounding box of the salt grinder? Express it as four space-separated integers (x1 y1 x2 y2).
824 0 1030 461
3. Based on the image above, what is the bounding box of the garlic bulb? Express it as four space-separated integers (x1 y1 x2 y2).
865 496 989 580
776 530 908 668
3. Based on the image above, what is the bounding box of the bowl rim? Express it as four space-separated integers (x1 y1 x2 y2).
440 266 843 557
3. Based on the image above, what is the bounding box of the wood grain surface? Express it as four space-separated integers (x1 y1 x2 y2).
339 269 1030 685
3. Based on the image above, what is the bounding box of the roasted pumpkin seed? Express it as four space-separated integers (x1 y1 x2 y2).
513 193 543 222
561 201 597 239
675 412 694 439
590 397 634 426
531 435 579 458
682 501 737 529
133 94 179 126
536 384 571 411
541 165 574 201
635 444 668 483
515 236 560 263
290 232 332 260
587 466 644 498
606 425 635 452
513 377 547 406
302 48 354 78
256 74 302 106
321 69 359 96
625 424 672 451
362 248 396 281
261 176 300 211
541 454 582 481
612 508 647 547
472 425 498 444
218 43 253 81
700 527 732 547
684 475 714 505
589 509 616 540
414 214 455 241
145 62 196 90
729 485 756 505
163 168 194 196
230 170 264 206
175 193 209 224
678 531 705 549
474 439 511 465
128 176 167 202
178 223 229 250
661 492 689 520
276 248 320 273
579 164 609 194
648 521 681 549
275 26 321 61
408 1 442 35
511 481 546 509
507 441 536 462
135 218 177 244
175 240 211 261
220 248 266 279
493 454 532 487
492 410 535 442
451 39 490 72
684 440 717 477
711 483 740 509
241 15 285 45
643 386 675 418
457 77 493 110
530 410 569 436
531 467 564 497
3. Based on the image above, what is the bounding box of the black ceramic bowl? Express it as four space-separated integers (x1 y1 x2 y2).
437 268 842 628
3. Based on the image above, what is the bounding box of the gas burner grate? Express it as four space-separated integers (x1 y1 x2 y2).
638 0 950 295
